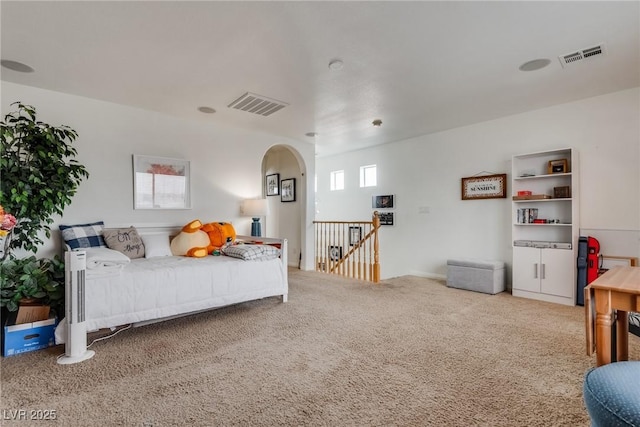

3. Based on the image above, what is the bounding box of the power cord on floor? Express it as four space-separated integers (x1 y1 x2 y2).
87 324 132 348
55 324 133 362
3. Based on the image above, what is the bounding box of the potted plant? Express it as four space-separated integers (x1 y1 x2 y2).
0 102 88 321
0 255 65 316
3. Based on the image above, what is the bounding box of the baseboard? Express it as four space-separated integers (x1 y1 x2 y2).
408 270 446 281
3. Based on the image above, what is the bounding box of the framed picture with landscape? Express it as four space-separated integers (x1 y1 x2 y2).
133 155 191 209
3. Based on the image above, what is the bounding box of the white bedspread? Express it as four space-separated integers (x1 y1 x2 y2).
82 255 287 331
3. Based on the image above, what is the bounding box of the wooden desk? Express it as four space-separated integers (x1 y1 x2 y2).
585 266 640 366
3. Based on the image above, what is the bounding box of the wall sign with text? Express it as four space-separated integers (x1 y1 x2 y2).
461 173 507 200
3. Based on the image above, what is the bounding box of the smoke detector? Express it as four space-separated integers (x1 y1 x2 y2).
228 92 289 116
558 44 606 68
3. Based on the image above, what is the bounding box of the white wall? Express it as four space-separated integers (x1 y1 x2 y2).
263 146 303 266
316 88 640 281
1 82 316 259
3 82 637 277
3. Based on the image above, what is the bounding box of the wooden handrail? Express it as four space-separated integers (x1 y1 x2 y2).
312 212 381 283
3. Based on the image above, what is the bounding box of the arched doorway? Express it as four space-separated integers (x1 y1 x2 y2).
262 145 306 269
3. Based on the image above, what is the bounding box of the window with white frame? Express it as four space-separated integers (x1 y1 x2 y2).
360 164 377 187
330 170 344 191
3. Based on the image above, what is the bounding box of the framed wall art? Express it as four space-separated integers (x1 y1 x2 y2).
372 194 394 209
133 155 190 209
461 173 507 200
329 245 343 261
281 178 296 202
378 212 394 226
266 173 280 196
349 226 362 246
547 159 568 174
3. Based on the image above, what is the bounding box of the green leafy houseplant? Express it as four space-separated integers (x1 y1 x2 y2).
0 255 65 315
0 102 88 317
0 102 89 253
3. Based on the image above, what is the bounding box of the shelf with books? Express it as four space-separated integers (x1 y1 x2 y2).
511 148 579 306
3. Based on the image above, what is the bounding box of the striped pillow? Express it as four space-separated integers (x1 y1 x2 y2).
59 221 106 250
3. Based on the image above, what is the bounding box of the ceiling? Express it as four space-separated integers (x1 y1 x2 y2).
1 1 639 157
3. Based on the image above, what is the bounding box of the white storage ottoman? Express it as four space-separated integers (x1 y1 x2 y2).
446 258 505 295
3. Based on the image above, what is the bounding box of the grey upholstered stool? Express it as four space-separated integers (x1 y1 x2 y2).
583 361 640 426
446 258 505 294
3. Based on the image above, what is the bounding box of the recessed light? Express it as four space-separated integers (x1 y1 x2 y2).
372 119 382 127
328 59 344 71
1 59 34 73
197 106 216 114
305 132 317 137
518 58 551 72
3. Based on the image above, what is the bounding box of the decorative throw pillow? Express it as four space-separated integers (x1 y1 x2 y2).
102 227 145 259
142 233 173 258
59 221 106 250
222 244 280 261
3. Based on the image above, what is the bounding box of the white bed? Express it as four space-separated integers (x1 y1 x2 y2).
56 231 288 361
84 253 287 331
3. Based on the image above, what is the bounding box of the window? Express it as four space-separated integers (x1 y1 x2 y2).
360 164 377 187
330 170 344 191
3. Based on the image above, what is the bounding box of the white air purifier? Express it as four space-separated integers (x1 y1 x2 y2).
57 251 95 364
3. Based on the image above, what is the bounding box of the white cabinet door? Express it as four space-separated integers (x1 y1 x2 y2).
540 248 574 298
513 247 540 293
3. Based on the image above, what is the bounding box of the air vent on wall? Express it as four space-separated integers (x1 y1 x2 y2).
227 92 289 116
558 44 605 68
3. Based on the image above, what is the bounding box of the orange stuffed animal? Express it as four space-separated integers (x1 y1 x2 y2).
201 222 236 250
170 219 237 258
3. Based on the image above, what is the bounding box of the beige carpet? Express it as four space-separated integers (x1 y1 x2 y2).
1 270 639 426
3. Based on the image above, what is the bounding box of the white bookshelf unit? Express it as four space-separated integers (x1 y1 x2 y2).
511 148 579 306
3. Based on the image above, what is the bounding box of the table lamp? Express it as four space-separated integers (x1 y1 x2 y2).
242 199 269 237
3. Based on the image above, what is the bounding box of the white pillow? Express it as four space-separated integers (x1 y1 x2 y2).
141 234 173 258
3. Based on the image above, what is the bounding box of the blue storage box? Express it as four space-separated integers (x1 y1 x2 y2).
3 315 57 357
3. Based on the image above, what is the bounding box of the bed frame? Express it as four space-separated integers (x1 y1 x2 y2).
57 226 288 364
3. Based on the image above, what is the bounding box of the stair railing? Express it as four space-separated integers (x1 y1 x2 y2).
312 211 381 283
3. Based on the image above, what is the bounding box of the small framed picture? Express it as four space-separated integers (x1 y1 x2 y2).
373 195 394 209
266 173 280 196
553 186 571 199
547 159 568 174
379 212 394 226
349 226 362 246
281 178 296 202
329 245 343 261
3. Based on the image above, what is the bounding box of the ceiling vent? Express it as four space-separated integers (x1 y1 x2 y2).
558 44 605 68
227 92 289 116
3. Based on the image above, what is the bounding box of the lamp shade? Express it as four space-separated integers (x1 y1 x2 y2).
242 199 269 217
